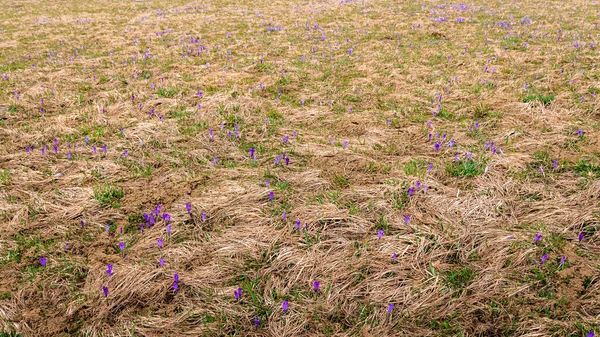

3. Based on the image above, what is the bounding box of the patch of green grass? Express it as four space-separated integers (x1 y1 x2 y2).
0 328 22 337
446 159 485 178
374 214 390 233
93 183 124 208
332 173 350 188
573 159 600 179
0 169 11 186
404 159 428 176
523 93 554 105
156 88 178 98
443 267 476 294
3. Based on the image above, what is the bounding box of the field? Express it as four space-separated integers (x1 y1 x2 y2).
0 0 599 335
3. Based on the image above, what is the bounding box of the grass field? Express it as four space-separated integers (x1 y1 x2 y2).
0 0 599 336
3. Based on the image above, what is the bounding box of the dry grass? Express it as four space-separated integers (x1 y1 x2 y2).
0 0 599 336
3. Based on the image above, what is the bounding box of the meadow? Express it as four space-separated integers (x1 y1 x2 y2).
0 0 599 336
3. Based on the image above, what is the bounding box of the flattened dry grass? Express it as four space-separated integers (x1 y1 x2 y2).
0 0 599 336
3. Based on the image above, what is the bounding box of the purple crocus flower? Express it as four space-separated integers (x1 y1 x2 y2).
313 281 320 292
578 129 583 137
202 213 206 222
67 152 72 160
553 161 558 170
428 162 433 173
377 229 384 240
559 256 566 267
387 303 394 314
588 331 595 337
234 287 242 301
159 257 165 267
579 233 585 242
186 203 191 214
534 233 542 244
408 187 414 197
102 286 109 297
40 257 47 267
343 141 348 149
296 220 301 230
392 252 397 261
404 215 410 224
282 301 289 313
541 254 548 264
253 318 260 326
81 220 85 228
173 281 179 292
119 241 125 252
65 242 69 250
157 238 163 248
102 145 107 155
269 191 274 201
106 264 113 276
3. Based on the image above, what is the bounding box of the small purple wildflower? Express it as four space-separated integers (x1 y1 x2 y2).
541 254 548 264
559 256 566 267
579 233 585 242
282 300 289 313
377 229 384 240
40 257 47 267
159 257 165 267
253 318 260 326
106 264 113 276
387 303 394 314
234 287 242 301
392 252 397 261
157 238 163 248
534 233 542 244
313 281 320 292
186 203 191 214
102 286 108 297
